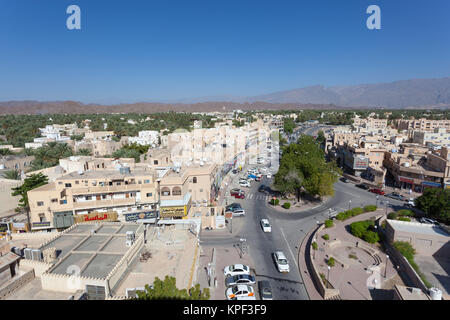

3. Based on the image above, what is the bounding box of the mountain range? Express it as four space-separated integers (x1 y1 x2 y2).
0 77 449 114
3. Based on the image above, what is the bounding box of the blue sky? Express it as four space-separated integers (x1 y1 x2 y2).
0 0 449 103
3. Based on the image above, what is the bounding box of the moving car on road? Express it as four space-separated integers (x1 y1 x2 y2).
273 251 290 273
226 285 255 300
258 280 273 300
224 264 250 278
369 188 385 195
225 274 256 287
260 219 272 232
386 192 407 201
405 199 415 208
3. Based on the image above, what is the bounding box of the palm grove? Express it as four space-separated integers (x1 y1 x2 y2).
274 135 341 201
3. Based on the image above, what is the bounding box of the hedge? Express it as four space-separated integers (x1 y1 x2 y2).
398 217 411 222
364 205 377 212
393 241 432 288
270 198 280 206
363 230 380 243
312 242 318 250
397 209 414 217
350 220 381 243
322 234 330 241
335 207 366 221
387 212 398 220
324 219 334 228
282 202 291 209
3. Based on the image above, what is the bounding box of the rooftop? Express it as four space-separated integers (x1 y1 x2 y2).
388 220 450 238
40 222 143 280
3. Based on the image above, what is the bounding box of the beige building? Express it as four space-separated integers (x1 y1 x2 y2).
27 167 159 231
397 118 450 132
413 127 450 149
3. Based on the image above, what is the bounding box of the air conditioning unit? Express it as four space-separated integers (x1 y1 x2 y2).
31 249 43 261
24 248 33 260
126 231 135 247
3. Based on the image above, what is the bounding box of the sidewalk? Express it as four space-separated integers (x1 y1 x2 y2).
298 227 323 300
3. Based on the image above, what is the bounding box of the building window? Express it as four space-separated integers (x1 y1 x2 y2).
144 179 150 184
38 214 46 222
51 199 58 203
86 196 92 200
146 193 153 197
172 187 182 196
154 160 158 165
75 180 79 184
161 187 171 196
193 177 197 183
65 183 72 188
37 201 44 206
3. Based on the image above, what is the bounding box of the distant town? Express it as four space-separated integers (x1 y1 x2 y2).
0 109 448 301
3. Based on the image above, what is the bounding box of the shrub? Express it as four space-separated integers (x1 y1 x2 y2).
322 234 330 241
398 217 411 222
387 212 398 220
349 207 364 216
312 242 318 250
393 241 416 261
270 198 280 206
336 212 347 221
327 257 335 267
348 254 357 260
397 209 414 217
363 230 380 243
350 220 374 238
324 219 334 228
282 202 291 209
364 205 377 212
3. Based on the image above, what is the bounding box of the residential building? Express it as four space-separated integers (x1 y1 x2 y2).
397 118 450 132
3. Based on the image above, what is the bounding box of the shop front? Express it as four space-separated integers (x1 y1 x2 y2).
124 211 157 224
422 181 443 190
74 211 118 224
160 192 192 219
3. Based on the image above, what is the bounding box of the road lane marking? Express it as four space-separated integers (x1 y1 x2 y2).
279 227 299 268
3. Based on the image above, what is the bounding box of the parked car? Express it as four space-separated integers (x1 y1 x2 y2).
232 209 246 217
266 173 272 179
225 274 256 287
234 192 245 199
258 185 267 193
232 169 238 174
273 251 290 273
224 264 250 278
226 284 255 300
386 192 407 201
420 217 438 225
239 179 251 188
369 188 385 195
258 280 273 300
230 188 242 196
260 219 272 232
226 203 242 212
340 177 349 183
355 183 369 190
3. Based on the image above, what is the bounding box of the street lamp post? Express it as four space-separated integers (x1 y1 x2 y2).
156 178 161 221
385 255 389 278
348 200 352 210
327 266 331 289
385 200 389 215
376 195 379 207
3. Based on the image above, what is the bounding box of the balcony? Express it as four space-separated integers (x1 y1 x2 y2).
71 197 138 209
69 184 151 195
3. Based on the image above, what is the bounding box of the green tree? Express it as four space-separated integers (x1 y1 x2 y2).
30 142 73 171
0 148 13 156
274 135 340 200
415 188 450 224
11 173 48 226
283 118 295 134
2 169 21 180
316 130 325 145
135 276 210 300
76 148 92 156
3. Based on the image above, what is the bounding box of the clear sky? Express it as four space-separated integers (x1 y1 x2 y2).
1 0 449 103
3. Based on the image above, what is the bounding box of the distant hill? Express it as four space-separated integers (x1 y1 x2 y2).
0 77 449 114
241 77 450 108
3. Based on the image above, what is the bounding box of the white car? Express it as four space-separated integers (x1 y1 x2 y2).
266 173 272 179
260 219 272 232
226 285 255 300
224 264 250 278
273 251 290 273
239 180 251 188
232 209 246 217
260 167 268 172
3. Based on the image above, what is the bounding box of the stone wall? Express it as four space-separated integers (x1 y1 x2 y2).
0 268 35 300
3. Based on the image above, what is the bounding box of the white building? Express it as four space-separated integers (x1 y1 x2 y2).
128 130 160 147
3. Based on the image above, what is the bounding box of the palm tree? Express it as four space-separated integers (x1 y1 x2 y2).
76 148 92 156
0 148 13 156
2 169 21 180
11 173 49 228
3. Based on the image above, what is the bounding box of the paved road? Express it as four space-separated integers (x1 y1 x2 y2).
200 124 409 300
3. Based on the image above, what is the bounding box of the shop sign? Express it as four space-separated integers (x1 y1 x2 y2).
74 211 118 223
32 221 51 228
124 211 157 222
160 206 186 217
